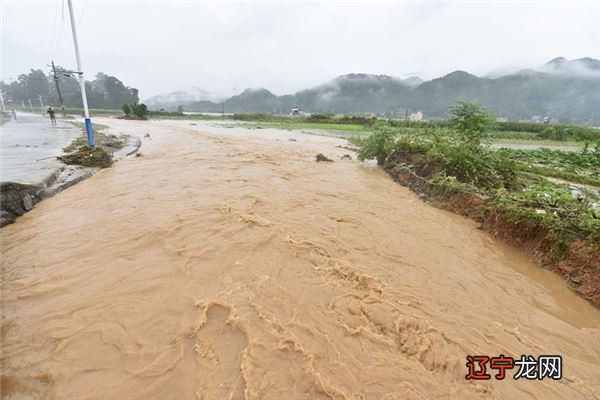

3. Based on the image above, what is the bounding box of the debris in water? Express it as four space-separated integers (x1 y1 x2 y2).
58 146 113 168
340 154 352 160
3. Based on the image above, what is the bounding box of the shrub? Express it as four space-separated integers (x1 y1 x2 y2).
449 100 495 145
352 123 399 165
132 103 148 118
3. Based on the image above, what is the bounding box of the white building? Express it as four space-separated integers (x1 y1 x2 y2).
408 111 423 121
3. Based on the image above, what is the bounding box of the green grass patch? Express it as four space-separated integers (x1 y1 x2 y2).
251 121 371 132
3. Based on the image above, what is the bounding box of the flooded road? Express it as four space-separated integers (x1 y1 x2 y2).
1 119 600 399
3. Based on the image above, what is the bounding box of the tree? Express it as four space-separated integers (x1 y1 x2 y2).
122 104 131 116
0 68 139 110
132 103 148 118
449 100 495 145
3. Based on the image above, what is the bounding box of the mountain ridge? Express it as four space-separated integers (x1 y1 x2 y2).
146 57 600 124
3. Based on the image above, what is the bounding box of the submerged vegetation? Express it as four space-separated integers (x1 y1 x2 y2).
58 146 113 168
351 101 600 305
60 122 126 168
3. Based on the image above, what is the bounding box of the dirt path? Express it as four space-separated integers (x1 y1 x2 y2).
1 119 599 399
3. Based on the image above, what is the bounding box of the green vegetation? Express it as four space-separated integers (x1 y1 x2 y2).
497 147 600 187
64 122 114 152
122 103 149 119
0 69 138 110
448 101 495 145
58 146 113 168
253 122 370 133
351 100 600 304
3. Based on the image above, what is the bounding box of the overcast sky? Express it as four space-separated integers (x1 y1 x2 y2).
2 1 599 99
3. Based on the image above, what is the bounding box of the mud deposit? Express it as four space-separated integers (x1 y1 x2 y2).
1 119 600 399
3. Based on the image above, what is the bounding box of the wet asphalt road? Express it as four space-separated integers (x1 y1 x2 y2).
0 113 81 184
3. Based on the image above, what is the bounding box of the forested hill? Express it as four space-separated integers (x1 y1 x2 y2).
0 69 139 110
155 57 600 125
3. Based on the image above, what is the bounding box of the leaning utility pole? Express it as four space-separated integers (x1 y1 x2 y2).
67 0 95 147
0 91 5 112
51 61 66 117
28 99 34 112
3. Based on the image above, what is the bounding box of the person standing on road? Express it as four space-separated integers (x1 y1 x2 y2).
47 107 56 125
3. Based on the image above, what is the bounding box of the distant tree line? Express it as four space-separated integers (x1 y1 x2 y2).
0 68 139 110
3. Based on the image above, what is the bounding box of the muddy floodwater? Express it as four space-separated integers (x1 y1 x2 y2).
1 119 600 399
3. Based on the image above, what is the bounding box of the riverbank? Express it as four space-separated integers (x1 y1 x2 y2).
349 123 600 307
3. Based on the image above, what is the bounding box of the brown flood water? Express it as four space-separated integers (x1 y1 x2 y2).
1 119 600 399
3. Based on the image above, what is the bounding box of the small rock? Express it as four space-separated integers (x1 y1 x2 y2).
22 194 34 211
288 138 297 142
340 154 352 160
0 210 16 227
316 153 333 162
570 276 582 285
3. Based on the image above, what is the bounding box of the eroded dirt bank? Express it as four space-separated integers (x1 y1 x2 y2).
1 119 600 399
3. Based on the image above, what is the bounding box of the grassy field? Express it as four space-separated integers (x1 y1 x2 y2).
155 112 598 145
250 121 370 132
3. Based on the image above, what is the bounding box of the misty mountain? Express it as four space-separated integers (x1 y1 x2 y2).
540 57 600 76
152 57 600 124
144 87 223 109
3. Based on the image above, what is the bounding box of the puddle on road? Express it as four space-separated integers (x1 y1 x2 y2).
2 119 599 399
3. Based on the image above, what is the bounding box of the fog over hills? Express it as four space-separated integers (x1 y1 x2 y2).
145 58 600 124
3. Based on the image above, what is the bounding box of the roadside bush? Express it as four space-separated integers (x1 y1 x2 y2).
352 124 399 165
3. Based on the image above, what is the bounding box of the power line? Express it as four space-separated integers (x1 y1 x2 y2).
47 0 60 61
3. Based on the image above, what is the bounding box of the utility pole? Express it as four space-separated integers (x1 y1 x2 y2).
67 0 95 147
21 100 25 110
0 91 5 112
28 99 34 113
51 61 66 117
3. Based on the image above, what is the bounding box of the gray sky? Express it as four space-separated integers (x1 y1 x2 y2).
2 1 599 99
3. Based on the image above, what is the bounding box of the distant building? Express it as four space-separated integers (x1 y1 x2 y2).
531 115 544 123
496 117 508 122
408 111 423 121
